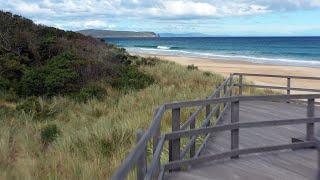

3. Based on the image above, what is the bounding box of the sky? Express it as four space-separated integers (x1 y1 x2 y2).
1 0 320 36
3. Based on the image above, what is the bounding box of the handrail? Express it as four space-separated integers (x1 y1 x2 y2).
233 73 320 80
235 84 320 93
165 94 320 109
233 73 320 96
165 117 320 140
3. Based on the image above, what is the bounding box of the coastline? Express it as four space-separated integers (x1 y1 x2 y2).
131 52 320 92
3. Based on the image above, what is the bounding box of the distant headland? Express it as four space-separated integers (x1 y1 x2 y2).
77 29 159 38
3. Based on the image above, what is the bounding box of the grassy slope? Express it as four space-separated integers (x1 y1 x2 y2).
0 59 273 179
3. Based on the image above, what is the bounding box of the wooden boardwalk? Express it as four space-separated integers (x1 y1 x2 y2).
166 101 320 180
112 73 320 180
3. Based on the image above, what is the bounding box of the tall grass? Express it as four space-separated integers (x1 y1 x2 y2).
0 60 273 179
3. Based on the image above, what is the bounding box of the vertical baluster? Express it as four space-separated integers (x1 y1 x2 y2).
239 74 243 96
287 77 291 103
152 108 160 178
229 74 233 97
306 98 315 141
169 108 181 171
136 131 147 180
190 112 196 158
231 100 240 159
206 104 211 126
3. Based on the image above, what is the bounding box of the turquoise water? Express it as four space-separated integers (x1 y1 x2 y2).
106 37 320 67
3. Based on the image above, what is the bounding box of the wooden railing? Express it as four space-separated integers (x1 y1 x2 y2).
233 73 320 95
112 73 320 180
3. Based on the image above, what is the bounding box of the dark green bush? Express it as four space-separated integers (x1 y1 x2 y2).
187 64 198 71
110 66 154 91
70 84 106 102
203 71 212 76
0 76 10 90
18 53 81 97
41 124 61 144
0 53 25 81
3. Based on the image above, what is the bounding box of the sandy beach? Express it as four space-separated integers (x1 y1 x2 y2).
133 52 320 93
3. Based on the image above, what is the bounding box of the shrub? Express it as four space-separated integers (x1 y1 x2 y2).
110 66 154 91
187 64 198 71
203 71 212 76
16 96 41 113
16 96 59 119
130 56 159 66
41 124 61 144
70 84 107 102
0 76 10 90
18 53 82 97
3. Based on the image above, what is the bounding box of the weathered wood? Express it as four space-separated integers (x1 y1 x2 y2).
215 89 221 118
239 74 243 95
145 135 165 180
287 77 291 95
223 82 227 108
112 105 165 180
206 104 211 126
180 78 229 131
240 84 320 93
307 98 315 141
194 133 210 158
169 108 181 168
158 166 165 180
164 141 315 171
152 108 161 178
231 100 240 158
165 117 320 140
136 131 147 180
229 74 233 97
190 114 196 158
317 139 320 179
180 105 219 159
233 73 320 80
164 94 320 110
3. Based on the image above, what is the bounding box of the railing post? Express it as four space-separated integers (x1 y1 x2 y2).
136 130 147 180
190 113 196 158
223 81 227 108
287 77 291 95
231 100 240 159
169 108 180 170
206 103 211 126
317 139 320 179
215 86 221 119
287 77 291 103
152 108 160 178
229 74 233 97
239 74 243 96
306 98 315 141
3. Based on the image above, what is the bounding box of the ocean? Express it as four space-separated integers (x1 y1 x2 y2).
105 37 320 67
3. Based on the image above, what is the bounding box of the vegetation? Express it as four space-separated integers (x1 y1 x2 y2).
0 11 275 180
0 11 153 100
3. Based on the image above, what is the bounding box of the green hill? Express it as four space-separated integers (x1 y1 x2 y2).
0 11 153 99
77 29 158 38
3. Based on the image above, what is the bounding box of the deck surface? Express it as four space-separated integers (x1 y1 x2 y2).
165 101 320 180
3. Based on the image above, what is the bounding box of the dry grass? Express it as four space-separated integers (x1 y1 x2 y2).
0 60 274 179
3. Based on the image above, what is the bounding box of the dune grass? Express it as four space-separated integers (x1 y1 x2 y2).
0 59 275 179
